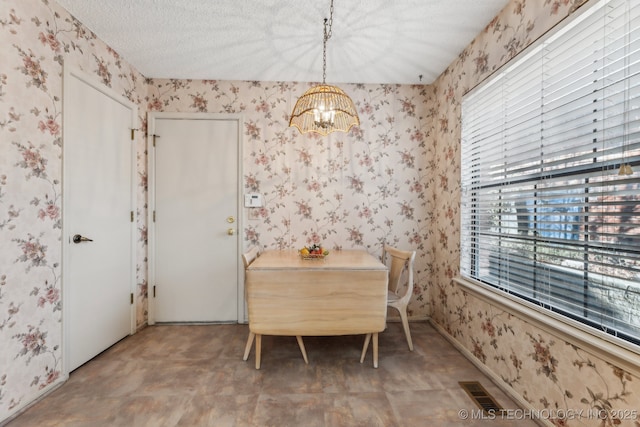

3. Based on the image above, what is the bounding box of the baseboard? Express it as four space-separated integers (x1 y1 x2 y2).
429 319 551 427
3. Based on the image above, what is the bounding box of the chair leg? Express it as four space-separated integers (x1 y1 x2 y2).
255 334 262 370
360 333 372 363
243 331 255 361
296 336 309 364
399 308 414 351
373 332 379 368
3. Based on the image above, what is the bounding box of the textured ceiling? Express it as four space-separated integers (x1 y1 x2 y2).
55 0 510 85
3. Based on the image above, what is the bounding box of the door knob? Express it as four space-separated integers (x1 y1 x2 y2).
72 234 93 244
226 216 235 223
227 228 236 236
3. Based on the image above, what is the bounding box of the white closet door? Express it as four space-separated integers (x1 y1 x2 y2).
64 68 135 371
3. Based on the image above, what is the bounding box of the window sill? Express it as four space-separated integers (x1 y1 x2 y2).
453 276 640 378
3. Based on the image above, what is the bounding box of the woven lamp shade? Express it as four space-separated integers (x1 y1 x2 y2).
289 84 359 135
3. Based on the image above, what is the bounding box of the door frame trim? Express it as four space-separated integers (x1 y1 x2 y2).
61 65 137 375
146 112 244 325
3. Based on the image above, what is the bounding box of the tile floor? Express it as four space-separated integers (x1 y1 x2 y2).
5 322 537 427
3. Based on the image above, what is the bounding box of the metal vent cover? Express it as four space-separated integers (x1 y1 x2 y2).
459 381 504 413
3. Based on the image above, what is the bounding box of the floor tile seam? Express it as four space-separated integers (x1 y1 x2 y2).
383 390 408 427
256 391 397 399
380 385 454 394
176 392 262 425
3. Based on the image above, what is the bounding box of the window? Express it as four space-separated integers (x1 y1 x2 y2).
461 0 640 344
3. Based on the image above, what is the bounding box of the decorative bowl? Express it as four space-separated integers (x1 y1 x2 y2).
299 244 329 260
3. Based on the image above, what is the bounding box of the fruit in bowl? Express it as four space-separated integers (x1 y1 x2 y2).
300 244 329 258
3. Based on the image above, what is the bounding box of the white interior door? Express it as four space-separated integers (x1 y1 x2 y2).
150 114 240 323
63 67 135 372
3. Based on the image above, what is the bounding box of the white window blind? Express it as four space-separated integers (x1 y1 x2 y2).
461 0 640 344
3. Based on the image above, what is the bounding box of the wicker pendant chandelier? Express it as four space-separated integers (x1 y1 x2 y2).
289 0 359 136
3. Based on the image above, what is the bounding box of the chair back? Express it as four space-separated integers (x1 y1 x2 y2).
242 245 260 268
384 245 416 304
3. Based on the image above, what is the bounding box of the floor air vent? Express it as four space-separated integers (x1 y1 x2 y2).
459 381 503 414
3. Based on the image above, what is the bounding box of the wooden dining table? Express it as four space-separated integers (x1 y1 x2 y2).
245 249 388 369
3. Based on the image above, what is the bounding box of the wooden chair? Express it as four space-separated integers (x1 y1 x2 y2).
361 244 416 361
384 245 416 351
242 246 308 367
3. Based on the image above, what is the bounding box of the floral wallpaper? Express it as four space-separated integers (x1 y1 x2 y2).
145 79 433 285
0 0 148 419
429 0 640 426
1 0 638 424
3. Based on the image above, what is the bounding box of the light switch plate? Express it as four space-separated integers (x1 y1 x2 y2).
244 193 262 207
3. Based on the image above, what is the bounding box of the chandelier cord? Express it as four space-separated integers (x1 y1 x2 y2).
322 0 334 84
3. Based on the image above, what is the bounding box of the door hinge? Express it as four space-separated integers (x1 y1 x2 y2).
130 293 134 304
153 285 156 298
153 210 156 222
130 211 134 222
130 128 136 140
152 134 159 147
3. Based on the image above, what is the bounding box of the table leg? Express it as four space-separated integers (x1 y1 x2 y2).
373 332 379 368
255 334 262 370
296 336 309 364
243 331 255 361
360 333 371 363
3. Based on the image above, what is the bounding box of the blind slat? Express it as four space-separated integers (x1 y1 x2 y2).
461 0 640 345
